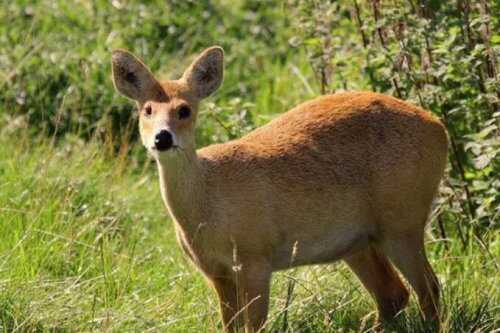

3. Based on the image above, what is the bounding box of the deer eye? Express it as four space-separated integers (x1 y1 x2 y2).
144 105 152 116
178 105 191 119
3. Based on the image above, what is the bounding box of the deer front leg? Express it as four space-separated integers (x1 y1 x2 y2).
212 277 241 332
212 261 272 333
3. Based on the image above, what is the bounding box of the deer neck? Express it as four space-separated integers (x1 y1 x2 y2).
156 148 205 237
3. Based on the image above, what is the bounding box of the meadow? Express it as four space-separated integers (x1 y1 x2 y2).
0 1 499 332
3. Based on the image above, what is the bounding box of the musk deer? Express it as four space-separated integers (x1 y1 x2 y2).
111 46 448 332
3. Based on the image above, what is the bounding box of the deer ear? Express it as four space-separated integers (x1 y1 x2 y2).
182 46 224 99
111 50 165 102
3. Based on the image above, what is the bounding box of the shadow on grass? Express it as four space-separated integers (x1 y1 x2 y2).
265 296 496 332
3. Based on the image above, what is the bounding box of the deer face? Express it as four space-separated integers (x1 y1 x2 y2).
111 47 224 159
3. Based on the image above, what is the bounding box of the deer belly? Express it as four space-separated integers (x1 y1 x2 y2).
271 223 370 270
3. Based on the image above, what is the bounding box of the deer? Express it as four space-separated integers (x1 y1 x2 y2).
111 46 448 332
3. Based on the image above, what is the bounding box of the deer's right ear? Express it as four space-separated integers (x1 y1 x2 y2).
111 50 164 102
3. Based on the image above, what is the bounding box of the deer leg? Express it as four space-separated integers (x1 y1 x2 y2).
212 261 272 333
238 261 272 333
381 234 440 323
344 245 409 322
212 277 241 332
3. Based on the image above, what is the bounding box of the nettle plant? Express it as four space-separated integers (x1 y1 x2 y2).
287 0 339 94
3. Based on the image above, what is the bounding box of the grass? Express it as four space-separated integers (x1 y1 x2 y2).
0 128 498 332
0 0 499 331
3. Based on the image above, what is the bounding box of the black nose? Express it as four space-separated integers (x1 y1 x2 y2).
154 130 173 151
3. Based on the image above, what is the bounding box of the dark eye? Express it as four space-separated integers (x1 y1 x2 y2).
178 106 191 119
144 105 152 116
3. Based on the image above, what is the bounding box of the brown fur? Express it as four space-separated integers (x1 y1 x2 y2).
112 47 448 332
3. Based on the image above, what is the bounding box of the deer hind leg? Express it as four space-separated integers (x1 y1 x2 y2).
380 234 440 323
344 245 409 322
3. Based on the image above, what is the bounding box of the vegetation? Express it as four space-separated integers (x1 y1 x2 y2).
0 0 498 332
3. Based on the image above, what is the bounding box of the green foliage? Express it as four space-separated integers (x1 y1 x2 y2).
0 0 296 144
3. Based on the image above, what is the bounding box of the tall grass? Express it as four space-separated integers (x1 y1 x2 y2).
0 129 498 332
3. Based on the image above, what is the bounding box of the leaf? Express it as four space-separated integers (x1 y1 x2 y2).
475 125 498 140
474 153 493 170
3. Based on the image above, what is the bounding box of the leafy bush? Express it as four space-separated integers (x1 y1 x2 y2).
288 0 499 244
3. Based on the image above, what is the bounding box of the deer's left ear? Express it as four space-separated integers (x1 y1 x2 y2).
182 46 224 99
111 50 165 103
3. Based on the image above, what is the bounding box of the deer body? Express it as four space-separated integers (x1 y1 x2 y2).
112 47 447 332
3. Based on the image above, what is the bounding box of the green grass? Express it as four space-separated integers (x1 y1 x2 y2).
0 131 498 332
0 0 499 331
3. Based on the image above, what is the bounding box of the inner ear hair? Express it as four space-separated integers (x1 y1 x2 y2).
124 71 139 87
